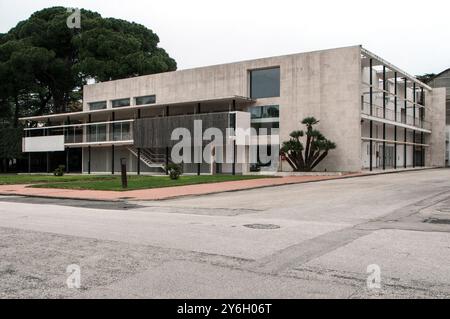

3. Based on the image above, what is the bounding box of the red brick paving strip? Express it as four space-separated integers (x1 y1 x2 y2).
0 174 363 201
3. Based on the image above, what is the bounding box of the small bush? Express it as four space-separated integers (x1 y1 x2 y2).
165 163 182 180
53 165 65 176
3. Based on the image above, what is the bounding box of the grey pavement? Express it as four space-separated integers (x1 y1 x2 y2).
1 169 450 298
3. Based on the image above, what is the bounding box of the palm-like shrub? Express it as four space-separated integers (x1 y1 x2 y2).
280 117 336 172
165 163 183 180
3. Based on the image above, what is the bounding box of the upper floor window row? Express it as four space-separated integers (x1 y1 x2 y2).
88 95 157 110
250 67 280 99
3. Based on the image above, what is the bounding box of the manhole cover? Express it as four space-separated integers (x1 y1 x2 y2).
243 224 280 230
423 218 450 225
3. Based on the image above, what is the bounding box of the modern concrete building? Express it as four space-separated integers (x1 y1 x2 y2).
427 69 450 166
19 45 447 174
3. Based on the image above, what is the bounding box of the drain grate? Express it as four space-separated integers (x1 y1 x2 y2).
423 218 450 225
243 223 281 230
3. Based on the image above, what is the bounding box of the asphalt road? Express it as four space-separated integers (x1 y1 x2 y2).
1 169 450 298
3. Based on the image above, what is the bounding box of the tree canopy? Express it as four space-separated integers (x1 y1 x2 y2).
416 73 436 84
0 7 176 168
0 6 177 126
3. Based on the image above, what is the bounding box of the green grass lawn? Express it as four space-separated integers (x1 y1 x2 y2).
0 174 114 185
26 174 273 191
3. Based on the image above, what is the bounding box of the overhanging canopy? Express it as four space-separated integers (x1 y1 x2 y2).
19 95 254 123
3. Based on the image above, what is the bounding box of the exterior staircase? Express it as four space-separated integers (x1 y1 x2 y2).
127 146 170 171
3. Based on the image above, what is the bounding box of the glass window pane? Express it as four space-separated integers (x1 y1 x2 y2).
262 105 279 118
112 123 121 141
89 101 107 110
249 105 279 119
97 124 106 141
135 95 156 105
250 68 280 99
122 123 131 140
250 107 262 119
112 98 130 108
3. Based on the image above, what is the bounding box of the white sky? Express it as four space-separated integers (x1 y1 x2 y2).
0 0 449 75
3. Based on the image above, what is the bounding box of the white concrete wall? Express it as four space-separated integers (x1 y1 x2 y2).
446 125 450 166
23 136 65 152
427 88 446 167
83 45 363 172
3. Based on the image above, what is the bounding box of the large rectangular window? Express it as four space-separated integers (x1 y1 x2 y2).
250 67 280 99
112 98 130 108
88 101 107 110
135 95 156 105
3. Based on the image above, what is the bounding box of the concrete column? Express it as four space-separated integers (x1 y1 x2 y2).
137 148 141 175
137 109 141 175
88 114 91 174
394 73 398 169
197 103 201 176
165 105 169 175
404 128 407 168
426 88 446 167
88 146 91 174
111 112 115 175
412 131 416 168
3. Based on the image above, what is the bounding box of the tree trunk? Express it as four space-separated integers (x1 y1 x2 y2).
38 92 52 115
285 155 298 171
50 86 67 114
310 151 329 171
304 133 312 163
307 150 321 168
13 94 20 128
1 158 7 173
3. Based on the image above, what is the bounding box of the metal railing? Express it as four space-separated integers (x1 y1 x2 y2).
361 102 431 131
24 120 134 145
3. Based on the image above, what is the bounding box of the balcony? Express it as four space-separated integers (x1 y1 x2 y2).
23 120 134 152
361 102 431 131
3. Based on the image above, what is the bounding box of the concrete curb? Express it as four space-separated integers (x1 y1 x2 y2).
0 167 442 203
0 192 123 203
131 167 442 201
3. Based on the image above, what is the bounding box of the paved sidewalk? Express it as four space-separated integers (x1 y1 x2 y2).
0 174 362 201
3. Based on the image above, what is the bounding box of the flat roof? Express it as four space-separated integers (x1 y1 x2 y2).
19 95 254 122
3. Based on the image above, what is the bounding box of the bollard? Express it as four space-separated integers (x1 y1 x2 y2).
120 158 127 189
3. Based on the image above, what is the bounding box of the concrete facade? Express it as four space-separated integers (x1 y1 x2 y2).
19 45 446 174
80 46 363 172
427 70 450 166
427 88 447 167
